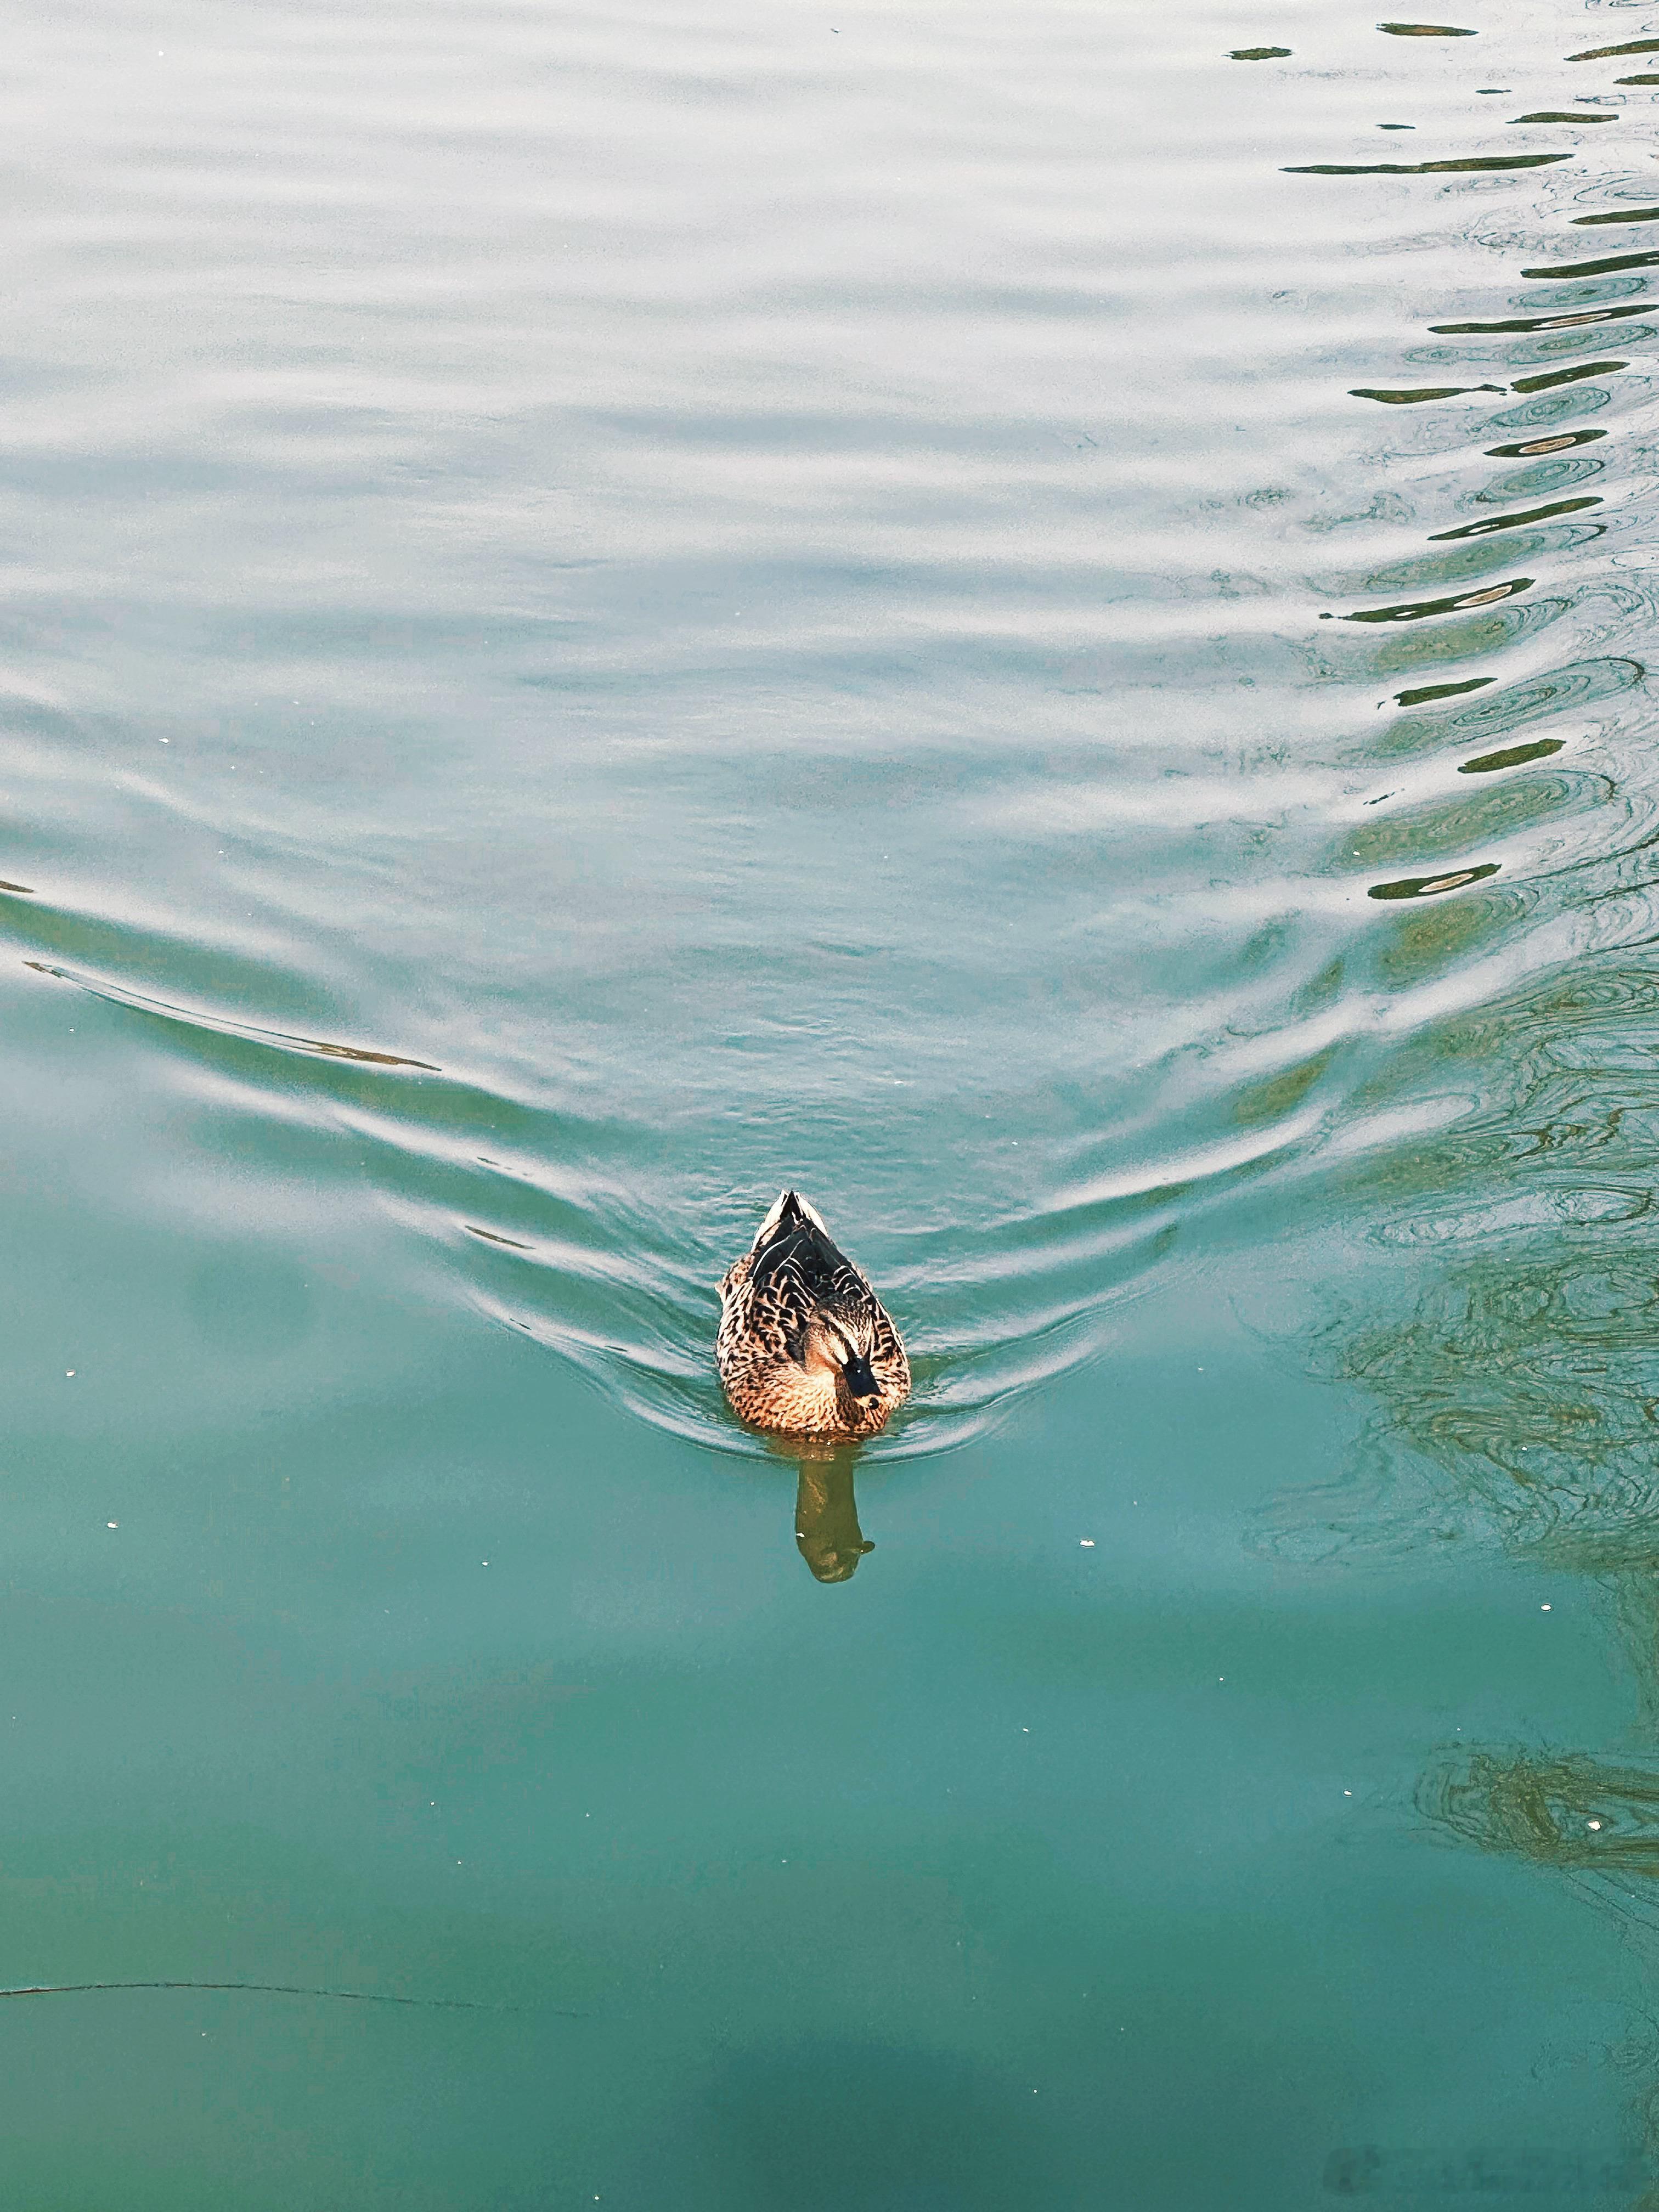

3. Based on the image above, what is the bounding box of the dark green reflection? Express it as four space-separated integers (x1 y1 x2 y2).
1485 429 1605 457
1421 1750 1659 1876
1344 578 1531 623
1350 383 1505 403
1431 307 1646 334
1288 155 1571 176
1567 37 1659 61
1513 358 1627 393
785 1446 875 1584
1430 498 1600 540
1520 249 1659 278
1393 676 1493 706
1368 864 1499 900
1459 737 1565 774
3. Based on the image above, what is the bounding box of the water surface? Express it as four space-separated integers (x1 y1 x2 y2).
5 0 1659 2202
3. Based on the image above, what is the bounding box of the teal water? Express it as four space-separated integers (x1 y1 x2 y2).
7 0 1659 2201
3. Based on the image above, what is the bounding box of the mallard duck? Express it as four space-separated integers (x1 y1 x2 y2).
716 1189 911 1439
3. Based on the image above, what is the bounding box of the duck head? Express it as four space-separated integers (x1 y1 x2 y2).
804 1316 882 1403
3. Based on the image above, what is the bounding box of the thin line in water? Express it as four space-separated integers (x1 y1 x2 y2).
0 1979 577 2014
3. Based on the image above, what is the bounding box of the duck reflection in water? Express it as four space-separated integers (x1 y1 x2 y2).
769 1438 875 1584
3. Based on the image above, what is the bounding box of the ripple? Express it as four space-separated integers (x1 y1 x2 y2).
10 0 1659 1498
10 911 1187 1464
22 957 440 1071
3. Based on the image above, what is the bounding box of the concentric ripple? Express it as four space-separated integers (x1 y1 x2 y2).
4 0 1657 1473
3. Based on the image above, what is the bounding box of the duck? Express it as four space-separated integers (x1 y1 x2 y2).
716 1189 911 1440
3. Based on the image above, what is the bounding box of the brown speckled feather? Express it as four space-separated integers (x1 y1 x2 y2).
716 1190 910 1438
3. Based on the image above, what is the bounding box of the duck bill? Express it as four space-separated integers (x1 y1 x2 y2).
843 1353 879 1402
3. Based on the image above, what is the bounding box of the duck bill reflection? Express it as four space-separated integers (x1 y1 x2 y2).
775 1441 874 1584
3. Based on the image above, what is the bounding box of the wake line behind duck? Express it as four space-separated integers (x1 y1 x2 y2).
716 1190 910 1440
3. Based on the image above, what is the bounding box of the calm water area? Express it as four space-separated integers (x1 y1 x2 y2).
8 0 1659 2202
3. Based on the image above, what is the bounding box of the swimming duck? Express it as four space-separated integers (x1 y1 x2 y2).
716 1189 911 1440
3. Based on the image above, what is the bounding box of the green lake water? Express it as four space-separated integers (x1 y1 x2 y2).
7 0 1659 2202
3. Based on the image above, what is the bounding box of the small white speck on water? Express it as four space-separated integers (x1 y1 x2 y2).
1541 1603 1551 1611
65 1371 75 1378
1589 1819 1602 1831
1218 1677 1224 1683
1022 1726 1030 1733
482 1560 489 1567
1080 1538 1095 1547
106 1522 117 1530
1344 1790 1352 1797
